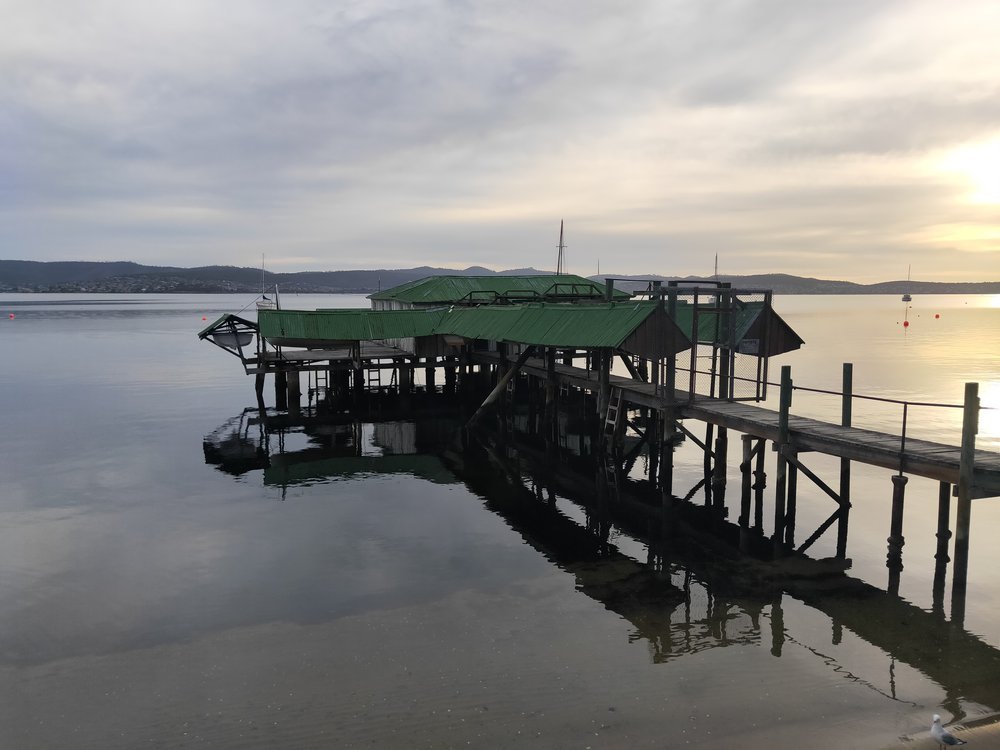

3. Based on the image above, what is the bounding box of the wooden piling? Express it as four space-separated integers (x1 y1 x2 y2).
952 382 979 620
753 441 766 530
887 474 907 595
545 348 559 439
597 348 611 419
837 363 853 558
773 365 792 556
785 448 798 547
275 370 288 410
712 427 728 513
286 370 301 413
255 373 266 410
740 434 753 551
932 480 952 614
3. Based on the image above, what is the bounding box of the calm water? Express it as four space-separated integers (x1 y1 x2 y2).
0 292 998 749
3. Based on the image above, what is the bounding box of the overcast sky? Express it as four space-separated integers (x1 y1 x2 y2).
3 1 999 281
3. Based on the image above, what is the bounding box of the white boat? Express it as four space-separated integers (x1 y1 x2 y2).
901 265 912 302
210 331 254 348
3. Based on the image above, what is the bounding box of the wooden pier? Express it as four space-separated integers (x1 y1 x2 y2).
199 273 998 610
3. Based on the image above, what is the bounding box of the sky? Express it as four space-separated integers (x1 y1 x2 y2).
3 0 999 282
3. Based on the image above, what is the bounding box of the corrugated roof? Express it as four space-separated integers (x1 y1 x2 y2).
259 308 445 342
254 300 806 356
368 274 629 303
441 302 659 348
257 302 676 350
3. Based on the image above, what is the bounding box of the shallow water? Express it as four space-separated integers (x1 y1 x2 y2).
0 292 997 748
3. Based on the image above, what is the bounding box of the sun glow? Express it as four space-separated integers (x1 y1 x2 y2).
941 139 1000 204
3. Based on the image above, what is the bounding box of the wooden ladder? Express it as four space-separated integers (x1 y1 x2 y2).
602 387 624 447
312 369 329 396
367 363 382 391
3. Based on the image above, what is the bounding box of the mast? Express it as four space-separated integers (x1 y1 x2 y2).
556 220 565 275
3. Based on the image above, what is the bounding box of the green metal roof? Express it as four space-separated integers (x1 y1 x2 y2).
259 308 445 342
254 299 801 356
368 274 629 303
441 302 661 348
257 302 684 351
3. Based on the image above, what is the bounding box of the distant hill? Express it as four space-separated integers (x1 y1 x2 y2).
0 260 997 295
0 261 549 294
597 272 1000 296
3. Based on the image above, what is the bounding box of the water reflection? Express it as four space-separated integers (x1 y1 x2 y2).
204 402 464 493
204 404 1000 721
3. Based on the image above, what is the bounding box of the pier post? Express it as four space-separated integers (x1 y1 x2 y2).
932 480 952 614
597 349 611 419
837 363 853 558
353 364 365 398
703 422 715 506
444 358 457 394
648 409 660 490
255 373 266 411
773 365 792 556
545 347 558 439
661 289 678 502
785 449 798 547
952 382 979 624
753 439 766 529
740 434 753 551
286 370 301 414
425 363 436 394
275 370 288 411
335 369 351 400
712 427 728 514
887 473 907 595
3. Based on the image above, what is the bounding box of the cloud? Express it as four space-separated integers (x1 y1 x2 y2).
1 0 998 281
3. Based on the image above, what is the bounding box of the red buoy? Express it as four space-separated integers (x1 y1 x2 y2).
903 320 910 327
7 313 13 320
935 313 940 319
202 316 207 321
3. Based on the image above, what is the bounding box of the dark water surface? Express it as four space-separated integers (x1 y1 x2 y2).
1 293 998 749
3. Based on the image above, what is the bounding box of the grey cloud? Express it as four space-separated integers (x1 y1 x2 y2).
1 0 997 280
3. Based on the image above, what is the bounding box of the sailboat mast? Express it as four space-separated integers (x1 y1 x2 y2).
556 220 565 275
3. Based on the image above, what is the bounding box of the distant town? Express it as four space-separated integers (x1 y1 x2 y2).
1 260 998 296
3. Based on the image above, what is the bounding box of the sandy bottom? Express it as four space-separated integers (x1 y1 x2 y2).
2 574 955 750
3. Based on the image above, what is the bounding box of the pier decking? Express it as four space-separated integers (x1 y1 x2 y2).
472 350 1000 496
199 273 996 610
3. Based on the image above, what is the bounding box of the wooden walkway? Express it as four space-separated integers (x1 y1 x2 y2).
473 352 1000 497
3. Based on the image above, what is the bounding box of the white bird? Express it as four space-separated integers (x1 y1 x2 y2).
931 714 968 747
